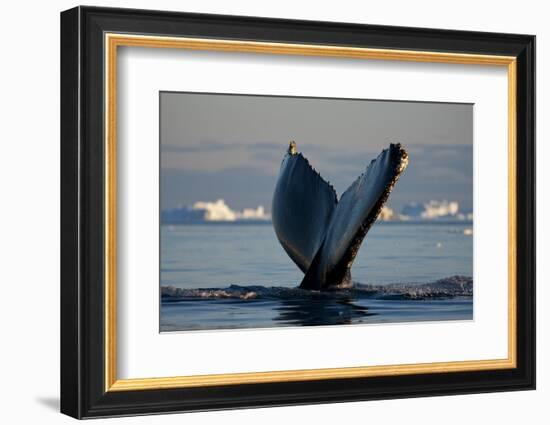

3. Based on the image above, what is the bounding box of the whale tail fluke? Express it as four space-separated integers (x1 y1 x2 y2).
272 142 408 290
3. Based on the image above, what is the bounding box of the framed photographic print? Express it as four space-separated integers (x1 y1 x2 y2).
60 6 535 419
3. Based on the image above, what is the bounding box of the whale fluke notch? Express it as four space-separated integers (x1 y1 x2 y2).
272 142 408 290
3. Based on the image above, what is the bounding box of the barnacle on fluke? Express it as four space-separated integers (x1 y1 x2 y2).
272 141 409 290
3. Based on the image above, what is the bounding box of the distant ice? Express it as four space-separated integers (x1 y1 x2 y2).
162 199 270 223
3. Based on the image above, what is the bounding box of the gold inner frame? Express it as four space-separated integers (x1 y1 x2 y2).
104 33 517 392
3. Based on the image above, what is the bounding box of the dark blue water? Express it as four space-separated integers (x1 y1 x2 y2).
160 222 473 331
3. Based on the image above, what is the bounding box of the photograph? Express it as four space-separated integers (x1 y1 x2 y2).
57 4 536 420
159 92 474 332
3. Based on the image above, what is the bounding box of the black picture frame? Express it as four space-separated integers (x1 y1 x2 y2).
60 5 535 419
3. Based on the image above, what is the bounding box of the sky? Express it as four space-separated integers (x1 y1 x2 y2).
160 92 473 213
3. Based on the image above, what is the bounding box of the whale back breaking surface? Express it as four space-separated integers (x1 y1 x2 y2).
272 142 408 291
271 144 337 273
300 144 409 290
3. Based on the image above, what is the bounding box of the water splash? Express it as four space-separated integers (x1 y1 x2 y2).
161 275 472 302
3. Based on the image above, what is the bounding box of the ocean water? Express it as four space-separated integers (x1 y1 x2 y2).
160 222 473 331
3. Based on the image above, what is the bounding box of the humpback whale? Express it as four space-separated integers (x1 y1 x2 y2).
272 141 408 290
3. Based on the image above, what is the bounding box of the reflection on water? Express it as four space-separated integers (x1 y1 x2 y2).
160 295 472 332
273 298 376 326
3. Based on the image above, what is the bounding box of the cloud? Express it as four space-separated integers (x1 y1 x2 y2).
162 141 231 153
161 141 286 173
161 166 278 211
162 140 281 154
161 144 474 212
